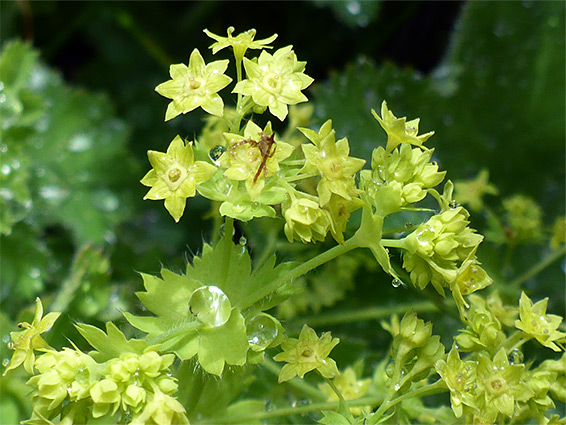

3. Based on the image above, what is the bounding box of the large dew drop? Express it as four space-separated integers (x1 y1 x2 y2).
246 313 278 351
188 286 231 327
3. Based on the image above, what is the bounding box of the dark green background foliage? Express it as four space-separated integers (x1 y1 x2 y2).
0 1 564 423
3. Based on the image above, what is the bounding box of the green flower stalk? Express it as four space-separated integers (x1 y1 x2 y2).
300 120 365 206
155 48 232 120
141 135 217 222
4 298 60 375
233 46 314 120
204 26 277 63
274 325 340 382
319 367 371 416
372 101 434 152
515 292 566 351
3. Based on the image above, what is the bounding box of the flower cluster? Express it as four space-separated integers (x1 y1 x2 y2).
360 143 445 216
454 295 506 352
25 348 188 425
401 206 484 296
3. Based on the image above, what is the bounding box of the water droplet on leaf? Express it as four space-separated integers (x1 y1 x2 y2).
189 286 232 327
246 313 278 351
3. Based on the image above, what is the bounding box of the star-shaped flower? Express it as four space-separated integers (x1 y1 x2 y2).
273 325 339 382
203 27 277 62
233 46 314 120
372 101 434 152
219 121 293 200
454 169 498 212
155 49 232 121
300 120 365 206
515 292 565 352
141 135 218 222
435 345 477 418
476 348 533 418
3 298 60 375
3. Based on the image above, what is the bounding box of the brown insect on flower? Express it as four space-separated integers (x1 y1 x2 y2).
229 132 277 183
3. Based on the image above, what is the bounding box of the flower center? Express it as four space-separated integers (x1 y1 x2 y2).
263 73 282 93
188 77 202 91
168 168 183 183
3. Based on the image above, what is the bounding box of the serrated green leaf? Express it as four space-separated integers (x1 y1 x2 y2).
75 321 147 362
136 270 200 320
189 234 252 305
126 233 298 374
196 308 248 375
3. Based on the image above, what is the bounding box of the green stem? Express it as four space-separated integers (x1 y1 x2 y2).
289 301 437 328
114 9 171 70
502 330 529 352
324 377 355 423
263 358 326 401
221 217 235 285
284 173 319 183
368 380 446 424
381 238 406 249
50 245 94 313
509 245 566 286
385 380 446 411
198 396 382 424
238 236 360 310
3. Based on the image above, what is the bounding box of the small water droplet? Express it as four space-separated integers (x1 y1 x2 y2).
2 358 9 367
247 314 279 351
449 200 458 209
7 342 14 350
188 286 232 327
394 383 401 391
508 349 524 365
392 279 402 288
239 236 247 245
